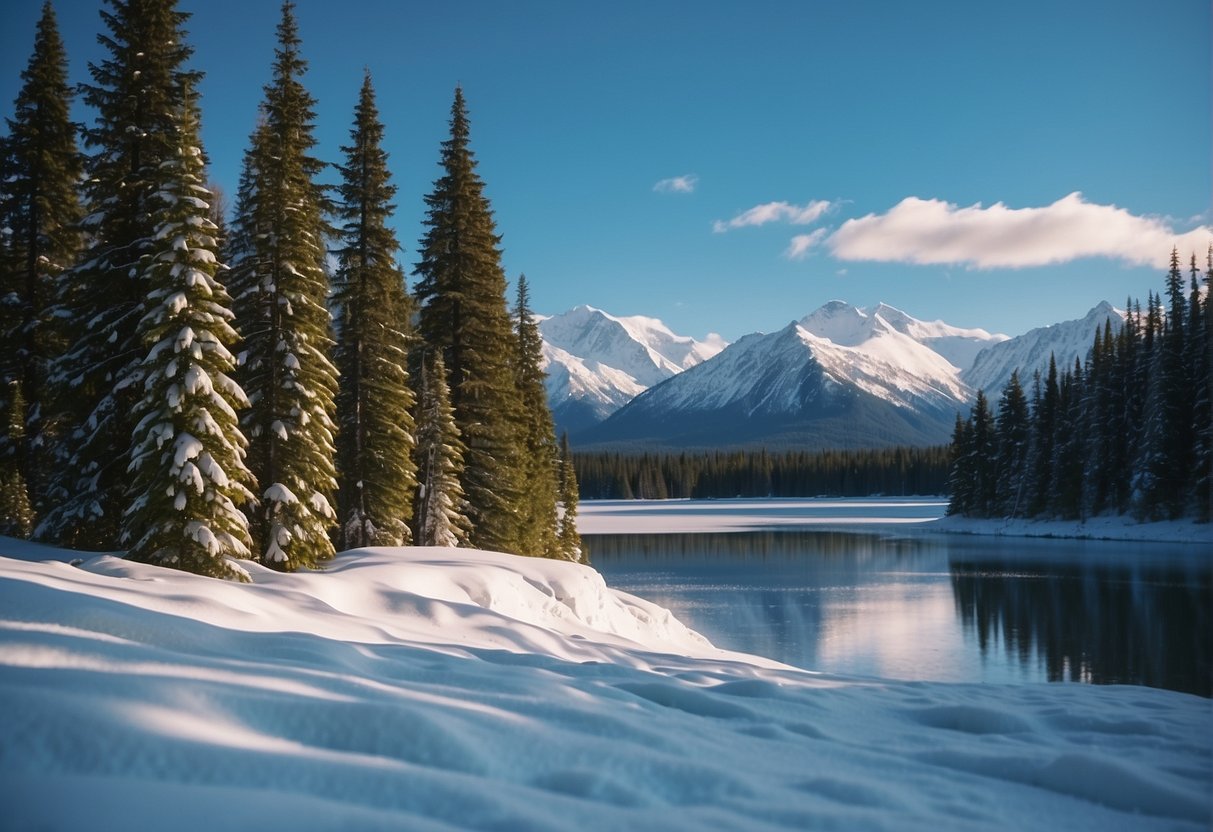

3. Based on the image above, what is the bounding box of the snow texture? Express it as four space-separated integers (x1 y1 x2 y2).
0 535 1208 831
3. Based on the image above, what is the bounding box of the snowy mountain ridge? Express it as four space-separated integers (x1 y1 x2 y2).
538 305 726 433
962 300 1126 394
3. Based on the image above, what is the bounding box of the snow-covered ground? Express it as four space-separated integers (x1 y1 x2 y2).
1 537 1209 830
580 497 1212 544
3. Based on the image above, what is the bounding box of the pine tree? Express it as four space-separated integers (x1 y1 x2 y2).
511 275 559 557
121 89 254 579
227 3 338 569
1141 249 1192 518
969 390 996 517
39 0 199 548
1195 248 1213 521
0 381 35 538
0 3 84 520
414 87 523 554
556 432 584 562
332 73 416 549
994 370 1030 516
1027 356 1059 516
413 350 471 548
946 411 972 516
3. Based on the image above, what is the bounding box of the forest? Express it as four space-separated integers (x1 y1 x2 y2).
0 0 582 577
575 446 950 500
947 249 1211 523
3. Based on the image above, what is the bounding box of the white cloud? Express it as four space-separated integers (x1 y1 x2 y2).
653 174 699 194
827 192 1213 269
713 200 833 233
785 229 829 260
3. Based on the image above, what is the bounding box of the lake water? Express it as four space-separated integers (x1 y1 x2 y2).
584 501 1211 697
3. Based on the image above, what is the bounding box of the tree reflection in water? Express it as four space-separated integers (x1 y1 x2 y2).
950 558 1210 697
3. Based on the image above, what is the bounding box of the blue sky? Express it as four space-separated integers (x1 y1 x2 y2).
3 0 1210 341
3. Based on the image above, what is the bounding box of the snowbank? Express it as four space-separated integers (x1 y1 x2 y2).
929 513 1212 545
1 542 1210 830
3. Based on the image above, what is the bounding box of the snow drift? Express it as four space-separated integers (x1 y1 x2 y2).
1 541 1209 831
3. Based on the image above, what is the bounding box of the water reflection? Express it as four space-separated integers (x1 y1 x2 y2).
950 557 1211 697
589 530 1211 696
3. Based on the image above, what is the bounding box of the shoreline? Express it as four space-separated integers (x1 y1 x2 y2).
578 497 1211 545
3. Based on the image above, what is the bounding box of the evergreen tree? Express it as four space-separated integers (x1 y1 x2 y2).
1050 359 1086 519
0 381 35 538
121 89 254 579
1195 249 1213 521
993 370 1030 516
969 390 996 517
413 350 471 548
556 432 584 562
946 412 972 515
332 73 416 549
0 2 84 519
1027 356 1059 516
38 0 197 547
1141 249 1192 518
511 275 559 557
414 87 523 554
228 2 338 569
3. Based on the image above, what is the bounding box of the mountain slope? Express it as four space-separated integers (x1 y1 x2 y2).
576 302 978 450
539 306 725 433
963 301 1125 394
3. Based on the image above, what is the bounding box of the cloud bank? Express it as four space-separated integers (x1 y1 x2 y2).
653 174 698 194
785 229 829 260
827 192 1213 269
714 200 833 233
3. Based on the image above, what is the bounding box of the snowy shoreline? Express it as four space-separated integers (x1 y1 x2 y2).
578 497 1212 545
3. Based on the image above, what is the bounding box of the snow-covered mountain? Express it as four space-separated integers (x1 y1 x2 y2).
576 302 998 449
539 306 726 434
962 301 1125 395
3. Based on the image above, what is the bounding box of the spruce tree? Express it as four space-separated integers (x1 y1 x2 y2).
1195 248 1213 521
0 381 35 538
0 2 84 519
121 89 254 579
40 0 197 548
414 350 471 548
1027 356 1059 516
994 370 1030 516
333 73 416 549
414 87 523 554
511 275 559 557
228 2 338 569
556 432 584 562
946 411 972 515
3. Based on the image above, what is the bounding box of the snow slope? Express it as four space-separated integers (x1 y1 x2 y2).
538 306 726 433
2 541 1209 830
963 301 1125 395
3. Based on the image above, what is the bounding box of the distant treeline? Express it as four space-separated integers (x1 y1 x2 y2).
948 249 1211 523
574 446 950 500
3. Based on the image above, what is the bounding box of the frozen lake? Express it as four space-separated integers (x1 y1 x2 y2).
582 499 1211 696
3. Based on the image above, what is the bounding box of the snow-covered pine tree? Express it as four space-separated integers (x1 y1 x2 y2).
333 72 417 549
0 2 84 521
228 2 338 569
556 432 584 563
511 275 559 557
122 89 255 580
0 381 35 538
413 350 471 548
414 87 523 554
39 0 198 549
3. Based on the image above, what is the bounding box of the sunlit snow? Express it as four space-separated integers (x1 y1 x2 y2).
0 534 1208 830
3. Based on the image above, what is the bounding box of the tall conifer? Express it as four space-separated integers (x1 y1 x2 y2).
333 73 416 548
414 87 522 554
0 2 84 520
511 275 559 557
228 2 338 569
40 0 198 548
122 89 254 579
414 350 471 548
